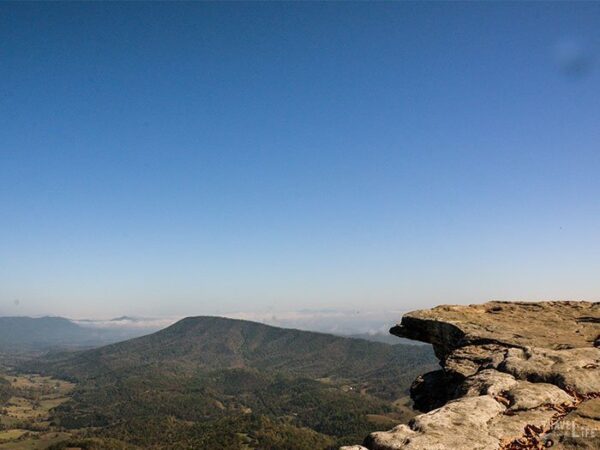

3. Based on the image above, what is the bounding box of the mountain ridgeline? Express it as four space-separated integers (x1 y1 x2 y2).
41 316 428 379
0 316 153 353
25 316 436 449
0 316 103 352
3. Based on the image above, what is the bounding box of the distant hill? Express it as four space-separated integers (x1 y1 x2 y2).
0 316 153 353
345 332 425 346
28 316 437 449
0 317 98 352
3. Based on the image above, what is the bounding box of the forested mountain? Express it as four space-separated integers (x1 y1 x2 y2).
26 316 436 449
39 316 429 379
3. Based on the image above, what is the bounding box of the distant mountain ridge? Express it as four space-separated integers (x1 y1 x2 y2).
0 316 153 352
0 316 96 351
344 332 425 346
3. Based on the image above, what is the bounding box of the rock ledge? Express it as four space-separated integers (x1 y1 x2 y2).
342 301 600 450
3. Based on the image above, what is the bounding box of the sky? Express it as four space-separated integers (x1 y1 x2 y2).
1 2 600 320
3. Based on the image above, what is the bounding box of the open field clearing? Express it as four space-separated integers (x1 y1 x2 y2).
0 431 72 450
0 374 75 448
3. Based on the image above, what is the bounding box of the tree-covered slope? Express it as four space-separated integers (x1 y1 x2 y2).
37 316 433 382
26 316 436 449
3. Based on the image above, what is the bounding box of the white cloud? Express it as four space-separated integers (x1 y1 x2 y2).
74 316 180 330
223 308 409 336
71 308 411 339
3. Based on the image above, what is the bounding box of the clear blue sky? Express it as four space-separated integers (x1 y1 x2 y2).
1 2 599 319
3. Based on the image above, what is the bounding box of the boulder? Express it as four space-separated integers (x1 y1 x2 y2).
365 396 505 450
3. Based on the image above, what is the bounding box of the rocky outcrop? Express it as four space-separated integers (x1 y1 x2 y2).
342 301 599 450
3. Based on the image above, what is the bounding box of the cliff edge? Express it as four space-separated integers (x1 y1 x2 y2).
342 301 600 450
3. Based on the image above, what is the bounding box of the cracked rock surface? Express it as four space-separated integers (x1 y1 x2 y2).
341 301 599 450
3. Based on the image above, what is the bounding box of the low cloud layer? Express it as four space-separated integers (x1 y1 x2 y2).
70 309 409 339
74 316 180 331
224 309 408 337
